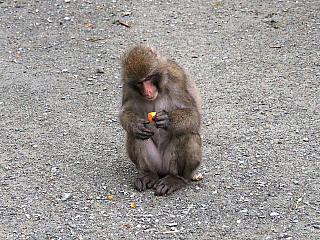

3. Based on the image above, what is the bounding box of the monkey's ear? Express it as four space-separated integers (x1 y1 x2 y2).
149 46 158 57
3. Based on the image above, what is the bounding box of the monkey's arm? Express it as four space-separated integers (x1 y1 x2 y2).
120 104 154 140
154 108 200 134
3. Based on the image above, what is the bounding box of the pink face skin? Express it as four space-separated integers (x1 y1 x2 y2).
135 76 158 100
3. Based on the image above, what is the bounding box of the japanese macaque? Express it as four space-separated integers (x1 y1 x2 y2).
119 45 202 196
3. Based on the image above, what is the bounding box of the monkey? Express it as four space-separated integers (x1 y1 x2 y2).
119 45 202 196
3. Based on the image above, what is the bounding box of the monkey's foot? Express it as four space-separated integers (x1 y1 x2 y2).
133 172 159 192
154 175 187 196
191 172 203 181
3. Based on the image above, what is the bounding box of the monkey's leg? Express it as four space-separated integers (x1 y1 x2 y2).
154 133 202 196
126 135 161 191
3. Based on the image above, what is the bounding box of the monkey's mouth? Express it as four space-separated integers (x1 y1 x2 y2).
145 92 158 101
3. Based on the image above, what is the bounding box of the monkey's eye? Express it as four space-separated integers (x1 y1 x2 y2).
145 76 152 81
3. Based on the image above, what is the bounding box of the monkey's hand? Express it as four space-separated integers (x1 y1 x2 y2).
153 110 170 130
131 119 154 140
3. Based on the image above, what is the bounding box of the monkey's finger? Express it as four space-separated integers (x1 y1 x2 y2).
136 125 153 134
144 178 157 189
154 178 164 187
137 130 154 139
153 114 169 121
167 187 175 196
133 179 145 192
157 110 169 115
146 181 156 189
153 181 159 189
142 119 151 125
137 118 150 124
154 185 164 196
155 184 168 196
140 129 154 137
155 121 168 129
136 133 153 140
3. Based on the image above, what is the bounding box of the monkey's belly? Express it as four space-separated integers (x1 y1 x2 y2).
144 138 162 170
144 137 170 175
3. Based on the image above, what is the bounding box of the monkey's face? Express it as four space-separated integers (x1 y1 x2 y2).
122 45 164 101
133 75 159 101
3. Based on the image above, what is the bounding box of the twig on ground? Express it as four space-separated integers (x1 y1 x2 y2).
116 20 132 28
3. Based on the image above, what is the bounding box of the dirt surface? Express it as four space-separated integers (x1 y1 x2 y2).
1 0 319 239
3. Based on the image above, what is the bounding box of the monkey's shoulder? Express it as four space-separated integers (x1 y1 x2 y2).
166 60 187 83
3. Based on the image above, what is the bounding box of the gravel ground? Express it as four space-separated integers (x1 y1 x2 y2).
1 0 319 239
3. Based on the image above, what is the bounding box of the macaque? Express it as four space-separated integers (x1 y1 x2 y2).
119 45 202 196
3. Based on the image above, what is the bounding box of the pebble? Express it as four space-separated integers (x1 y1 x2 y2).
302 137 309 142
60 193 72 201
64 17 71 21
292 180 299 185
97 67 105 73
166 222 177 227
270 212 279 217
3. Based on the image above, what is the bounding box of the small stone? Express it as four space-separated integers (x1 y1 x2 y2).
97 67 105 73
60 193 72 201
166 222 177 227
314 225 320 229
121 11 132 16
292 180 299 185
64 17 71 21
278 233 289 239
302 137 309 142
61 69 68 73
270 212 279 217
240 209 248 213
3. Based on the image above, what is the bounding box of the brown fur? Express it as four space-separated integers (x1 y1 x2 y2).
119 45 202 196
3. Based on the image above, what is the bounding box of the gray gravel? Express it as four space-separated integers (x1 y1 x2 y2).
1 0 319 239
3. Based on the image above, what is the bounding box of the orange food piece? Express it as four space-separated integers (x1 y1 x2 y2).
148 112 157 122
130 202 136 208
108 195 113 200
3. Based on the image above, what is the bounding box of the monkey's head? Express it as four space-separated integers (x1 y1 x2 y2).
121 45 166 101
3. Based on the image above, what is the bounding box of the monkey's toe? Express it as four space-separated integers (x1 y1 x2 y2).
133 178 145 192
154 175 187 196
133 172 159 192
